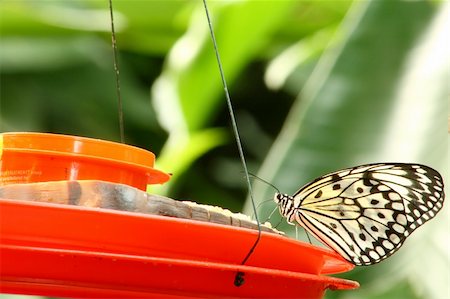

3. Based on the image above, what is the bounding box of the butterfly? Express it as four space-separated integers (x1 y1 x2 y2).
274 163 445 266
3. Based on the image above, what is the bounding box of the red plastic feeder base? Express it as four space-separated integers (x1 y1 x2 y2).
0 199 358 298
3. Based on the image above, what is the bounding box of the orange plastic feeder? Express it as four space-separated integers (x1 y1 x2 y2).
0 132 170 190
0 199 359 298
0 132 359 298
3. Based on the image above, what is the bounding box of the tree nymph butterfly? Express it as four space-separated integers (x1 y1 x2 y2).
274 163 445 266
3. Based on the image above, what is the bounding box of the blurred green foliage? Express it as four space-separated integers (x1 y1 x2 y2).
0 1 448 299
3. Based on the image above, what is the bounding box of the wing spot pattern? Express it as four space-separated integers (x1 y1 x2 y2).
389 234 401 244
396 214 407 225
277 163 445 266
392 223 405 234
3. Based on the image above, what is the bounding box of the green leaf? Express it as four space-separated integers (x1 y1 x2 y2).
247 0 443 212
244 0 447 298
148 128 228 195
152 1 296 134
150 1 297 195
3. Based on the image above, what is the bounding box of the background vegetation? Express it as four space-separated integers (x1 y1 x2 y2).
0 1 448 299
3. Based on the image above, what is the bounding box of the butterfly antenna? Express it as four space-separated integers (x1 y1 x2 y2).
247 172 281 194
202 0 261 287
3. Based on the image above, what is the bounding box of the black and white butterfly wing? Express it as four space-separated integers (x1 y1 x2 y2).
293 163 445 265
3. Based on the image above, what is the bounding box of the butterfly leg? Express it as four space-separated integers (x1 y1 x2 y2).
267 206 278 220
262 206 280 224
305 230 313 245
274 218 284 229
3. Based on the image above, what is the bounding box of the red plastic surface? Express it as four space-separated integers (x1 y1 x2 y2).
0 247 358 299
0 199 359 298
0 132 170 189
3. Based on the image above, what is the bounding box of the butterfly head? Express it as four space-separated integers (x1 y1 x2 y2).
274 192 296 219
274 192 285 204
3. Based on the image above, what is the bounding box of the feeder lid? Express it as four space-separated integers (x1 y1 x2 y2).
1 132 155 167
0 132 170 186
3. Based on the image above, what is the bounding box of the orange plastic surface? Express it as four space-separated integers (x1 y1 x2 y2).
0 132 170 189
0 199 358 298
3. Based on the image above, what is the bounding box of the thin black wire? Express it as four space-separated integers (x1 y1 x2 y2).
202 0 261 286
108 0 125 143
0 97 2 131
